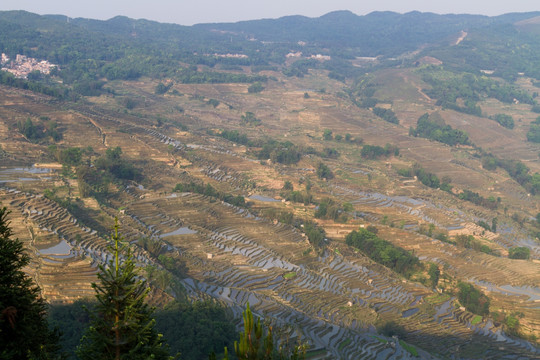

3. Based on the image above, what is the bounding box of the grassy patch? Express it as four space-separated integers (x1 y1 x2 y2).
371 336 388 344
283 271 297 280
471 315 483 325
425 293 450 304
399 340 418 357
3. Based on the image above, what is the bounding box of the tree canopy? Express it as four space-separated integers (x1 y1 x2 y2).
410 113 470 146
457 282 490 316
77 221 171 360
345 228 420 278
0 206 62 359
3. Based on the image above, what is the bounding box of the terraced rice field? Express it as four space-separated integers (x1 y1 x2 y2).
112 192 540 358
1 84 540 358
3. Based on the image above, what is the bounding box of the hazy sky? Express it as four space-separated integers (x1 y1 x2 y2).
0 0 538 25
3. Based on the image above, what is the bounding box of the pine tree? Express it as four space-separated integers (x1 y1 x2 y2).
210 302 306 360
0 206 62 359
77 220 171 360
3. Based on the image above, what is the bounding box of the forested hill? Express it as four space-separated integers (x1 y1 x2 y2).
3 9 540 96
1 10 540 61
193 10 540 56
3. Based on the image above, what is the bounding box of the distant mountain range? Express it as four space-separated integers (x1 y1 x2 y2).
1 9 540 58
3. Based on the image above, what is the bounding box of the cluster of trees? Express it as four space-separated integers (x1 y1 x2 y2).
477 218 497 233
508 246 531 260
457 189 498 209
153 253 188 281
282 59 318 77
419 68 534 116
345 228 420 278
53 146 88 167
210 130 341 166
399 163 500 209
322 129 360 144
47 148 111 197
504 163 540 195
323 58 362 82
398 165 451 192
499 312 523 337
316 162 333 180
280 181 314 206
489 83 533 105
247 82 264 93
416 224 451 245
94 147 141 181
302 221 327 250
206 98 220 108
178 67 267 84
212 129 251 146
527 116 540 143
76 164 115 201
490 114 514 129
154 81 173 95
481 153 540 195
72 79 106 96
256 206 326 253
45 119 62 141
314 198 352 223
281 183 354 224
361 144 399 159
457 282 490 316
258 140 302 165
137 236 167 258
17 117 62 142
414 167 448 190
173 181 246 207
260 208 294 227
481 154 499 171
348 75 379 109
321 147 340 159
428 263 440 288
241 112 262 126
322 129 336 142
284 190 313 206
0 68 72 99
454 235 497 255
410 113 470 146
372 107 399 124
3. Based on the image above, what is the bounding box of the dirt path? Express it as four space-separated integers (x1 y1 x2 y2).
401 73 433 102
454 30 467 45
81 114 108 147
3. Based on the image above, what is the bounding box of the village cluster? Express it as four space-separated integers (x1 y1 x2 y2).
1 53 57 79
